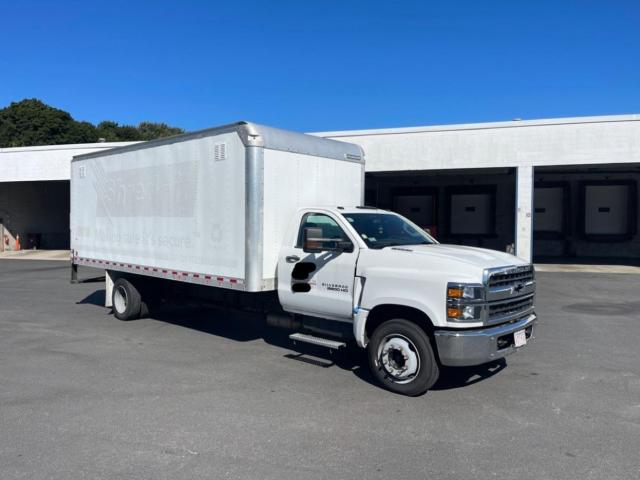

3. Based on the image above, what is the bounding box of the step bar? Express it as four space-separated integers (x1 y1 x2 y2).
289 332 346 350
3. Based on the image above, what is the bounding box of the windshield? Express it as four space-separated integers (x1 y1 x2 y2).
341 212 436 249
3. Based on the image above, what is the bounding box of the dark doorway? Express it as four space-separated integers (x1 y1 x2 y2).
365 168 516 252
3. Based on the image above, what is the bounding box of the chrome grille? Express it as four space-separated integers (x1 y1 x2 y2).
487 265 534 288
488 295 534 319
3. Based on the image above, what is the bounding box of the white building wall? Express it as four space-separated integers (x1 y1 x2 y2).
0 142 137 182
315 115 640 171
2 116 638 181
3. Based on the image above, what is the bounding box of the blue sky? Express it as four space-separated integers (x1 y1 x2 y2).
1 0 639 132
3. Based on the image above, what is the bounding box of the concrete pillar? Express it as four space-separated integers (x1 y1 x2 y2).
515 166 534 262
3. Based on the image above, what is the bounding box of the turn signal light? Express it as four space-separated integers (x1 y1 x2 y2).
447 307 462 318
447 287 463 298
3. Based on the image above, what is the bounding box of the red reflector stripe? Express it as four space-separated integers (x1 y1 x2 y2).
78 259 242 289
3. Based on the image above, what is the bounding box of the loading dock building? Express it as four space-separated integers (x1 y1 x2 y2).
1 115 639 263
318 115 640 263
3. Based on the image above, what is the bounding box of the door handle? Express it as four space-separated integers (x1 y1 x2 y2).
286 255 300 263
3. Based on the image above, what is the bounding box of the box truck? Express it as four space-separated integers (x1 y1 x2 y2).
71 122 537 396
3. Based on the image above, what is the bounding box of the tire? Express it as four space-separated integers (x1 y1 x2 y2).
368 319 440 396
112 277 142 321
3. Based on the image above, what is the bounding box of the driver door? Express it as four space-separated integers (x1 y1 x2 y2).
277 212 359 320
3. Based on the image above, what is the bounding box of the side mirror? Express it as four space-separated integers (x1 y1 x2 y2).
303 227 324 253
303 227 353 253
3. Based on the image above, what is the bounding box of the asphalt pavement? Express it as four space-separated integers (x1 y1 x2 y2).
0 259 639 480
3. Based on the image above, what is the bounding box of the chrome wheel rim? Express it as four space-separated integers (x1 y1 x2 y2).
114 285 128 314
377 334 420 384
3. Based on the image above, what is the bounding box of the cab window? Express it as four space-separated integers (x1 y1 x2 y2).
295 213 351 249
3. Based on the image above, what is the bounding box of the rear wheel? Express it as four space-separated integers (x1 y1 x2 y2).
368 319 439 396
112 277 142 320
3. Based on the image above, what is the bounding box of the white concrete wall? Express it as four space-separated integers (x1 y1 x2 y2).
2 116 638 181
0 142 137 182
316 115 640 172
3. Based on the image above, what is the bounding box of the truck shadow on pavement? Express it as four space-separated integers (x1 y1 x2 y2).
154 304 511 392
77 289 508 392
76 289 107 306
431 360 507 390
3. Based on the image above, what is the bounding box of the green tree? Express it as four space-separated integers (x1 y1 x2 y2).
0 98 184 147
137 122 183 141
0 99 99 147
67 121 99 144
95 121 141 142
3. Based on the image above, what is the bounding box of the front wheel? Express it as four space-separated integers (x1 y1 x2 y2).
368 319 440 396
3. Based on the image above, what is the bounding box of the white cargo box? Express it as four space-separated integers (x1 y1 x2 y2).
71 122 364 292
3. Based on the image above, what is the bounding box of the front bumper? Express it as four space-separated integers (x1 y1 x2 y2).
434 313 537 367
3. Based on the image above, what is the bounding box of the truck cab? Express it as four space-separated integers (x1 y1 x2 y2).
277 206 537 396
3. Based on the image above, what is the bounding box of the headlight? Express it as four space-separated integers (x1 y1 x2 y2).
447 283 484 322
447 284 484 301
